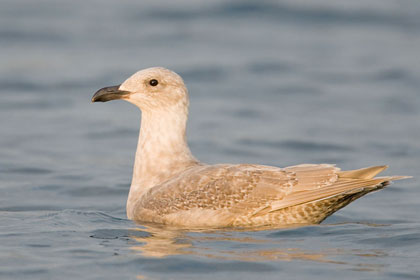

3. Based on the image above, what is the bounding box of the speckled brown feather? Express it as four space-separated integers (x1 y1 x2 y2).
131 163 407 228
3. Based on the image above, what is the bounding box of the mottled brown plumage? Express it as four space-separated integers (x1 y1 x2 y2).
92 67 410 229
131 164 406 228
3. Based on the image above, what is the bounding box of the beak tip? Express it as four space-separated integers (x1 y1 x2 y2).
91 85 128 103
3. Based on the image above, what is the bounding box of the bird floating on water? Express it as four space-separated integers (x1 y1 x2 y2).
92 67 409 229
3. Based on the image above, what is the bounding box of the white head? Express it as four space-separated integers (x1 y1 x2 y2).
92 67 189 112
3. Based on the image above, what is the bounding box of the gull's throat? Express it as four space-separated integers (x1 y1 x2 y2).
126 104 199 217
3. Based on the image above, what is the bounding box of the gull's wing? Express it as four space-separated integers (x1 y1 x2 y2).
136 164 405 225
136 164 333 215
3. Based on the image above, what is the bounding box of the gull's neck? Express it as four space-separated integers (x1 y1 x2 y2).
127 103 199 217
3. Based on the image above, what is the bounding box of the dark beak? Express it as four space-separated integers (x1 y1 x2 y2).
91 85 131 103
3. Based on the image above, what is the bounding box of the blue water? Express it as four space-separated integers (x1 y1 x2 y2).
1 0 420 279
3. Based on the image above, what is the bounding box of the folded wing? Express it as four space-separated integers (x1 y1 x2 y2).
137 163 407 224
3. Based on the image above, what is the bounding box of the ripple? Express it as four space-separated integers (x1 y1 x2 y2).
36 210 130 228
230 108 264 119
359 233 420 247
0 80 48 91
0 166 52 175
0 205 62 212
90 228 149 239
180 66 227 83
270 85 323 96
0 29 67 43
238 138 352 152
372 68 410 82
140 258 276 273
266 225 323 238
247 61 295 75
64 186 125 197
26 244 51 248
85 128 137 139
138 2 419 29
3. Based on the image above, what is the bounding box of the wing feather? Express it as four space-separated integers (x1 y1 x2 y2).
283 164 339 191
266 178 388 212
138 164 406 221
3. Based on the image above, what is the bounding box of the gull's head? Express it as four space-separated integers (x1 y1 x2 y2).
92 67 188 111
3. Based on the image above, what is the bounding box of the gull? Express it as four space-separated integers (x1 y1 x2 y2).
92 67 409 228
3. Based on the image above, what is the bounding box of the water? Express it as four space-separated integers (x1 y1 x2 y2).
1 0 420 279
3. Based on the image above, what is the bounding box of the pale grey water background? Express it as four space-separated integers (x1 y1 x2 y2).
1 0 420 279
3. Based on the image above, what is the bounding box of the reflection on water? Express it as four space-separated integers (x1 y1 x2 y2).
130 225 193 258
129 223 388 271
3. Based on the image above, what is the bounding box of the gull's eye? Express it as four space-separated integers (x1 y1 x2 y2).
149 79 159 86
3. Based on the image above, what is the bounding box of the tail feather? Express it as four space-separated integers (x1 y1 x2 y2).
250 165 411 224
266 172 411 214
375 175 413 181
267 178 388 212
338 165 388 179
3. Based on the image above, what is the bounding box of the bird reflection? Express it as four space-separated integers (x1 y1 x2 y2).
129 224 193 257
128 223 386 268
